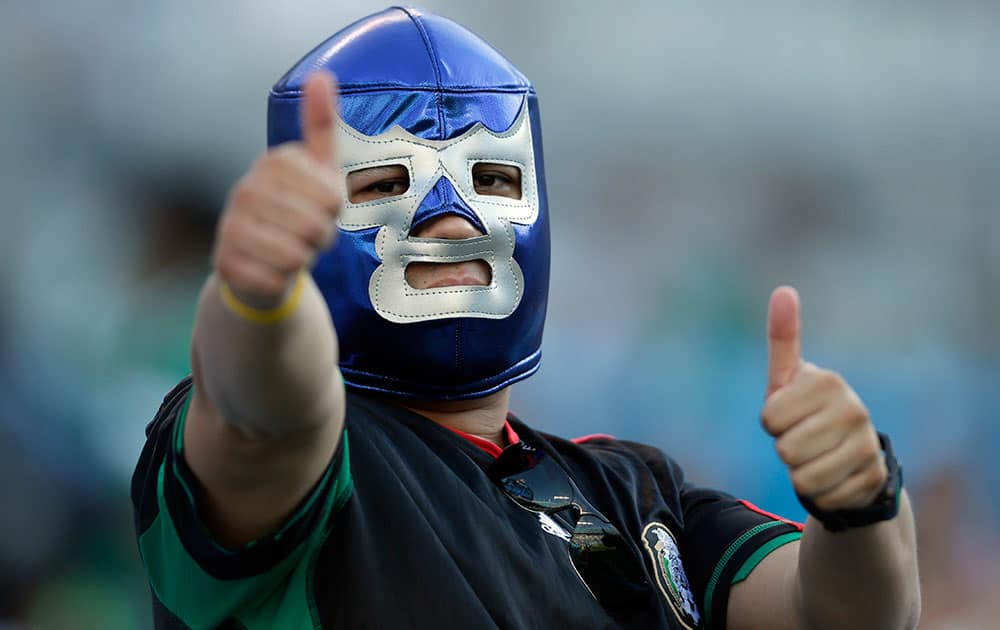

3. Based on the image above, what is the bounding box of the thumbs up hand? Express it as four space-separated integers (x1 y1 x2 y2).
213 71 342 306
761 287 888 512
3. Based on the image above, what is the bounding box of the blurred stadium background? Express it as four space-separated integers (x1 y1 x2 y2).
1 1 997 627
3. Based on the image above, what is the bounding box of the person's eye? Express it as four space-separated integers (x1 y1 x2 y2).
366 180 408 195
347 164 410 203
475 173 503 188
472 163 522 200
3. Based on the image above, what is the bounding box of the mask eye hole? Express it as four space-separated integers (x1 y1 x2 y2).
347 164 410 203
472 162 522 200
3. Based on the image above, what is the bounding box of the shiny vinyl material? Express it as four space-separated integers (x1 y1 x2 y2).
267 6 551 400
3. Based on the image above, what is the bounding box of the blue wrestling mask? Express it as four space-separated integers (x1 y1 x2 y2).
267 6 550 400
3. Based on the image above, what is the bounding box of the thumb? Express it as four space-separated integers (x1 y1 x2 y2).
301 71 338 165
766 286 801 397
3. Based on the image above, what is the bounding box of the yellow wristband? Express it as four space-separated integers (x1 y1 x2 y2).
219 273 306 325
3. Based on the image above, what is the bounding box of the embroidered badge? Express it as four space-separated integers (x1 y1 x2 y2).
642 522 701 629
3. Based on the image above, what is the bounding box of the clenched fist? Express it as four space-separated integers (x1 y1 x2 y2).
213 72 342 306
761 287 888 513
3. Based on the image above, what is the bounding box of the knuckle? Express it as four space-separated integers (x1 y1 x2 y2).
862 463 888 492
229 180 257 208
288 248 310 270
267 274 291 295
859 477 881 496
274 247 305 272
760 409 779 435
256 151 286 177
774 438 796 464
818 369 844 391
215 255 238 280
267 144 308 172
860 435 881 460
322 189 343 214
302 217 329 245
317 225 338 250
813 493 839 511
790 469 815 495
844 402 869 428
798 361 819 376
255 276 282 297
255 153 276 173
320 221 338 246
218 214 240 242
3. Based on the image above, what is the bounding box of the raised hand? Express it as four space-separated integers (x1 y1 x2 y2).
761 286 887 512
213 71 342 305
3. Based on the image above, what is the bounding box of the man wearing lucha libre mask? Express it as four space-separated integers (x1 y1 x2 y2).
132 7 919 629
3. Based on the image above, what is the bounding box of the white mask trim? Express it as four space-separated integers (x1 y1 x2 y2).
337 104 538 323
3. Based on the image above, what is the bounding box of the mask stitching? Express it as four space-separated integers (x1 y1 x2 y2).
342 155 414 170
400 251 497 297
407 172 487 235
402 9 447 141
465 157 534 209
337 109 536 223
369 219 520 318
339 192 421 228
371 250 522 319
337 106 533 321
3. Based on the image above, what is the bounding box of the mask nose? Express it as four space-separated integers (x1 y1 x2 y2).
409 177 486 237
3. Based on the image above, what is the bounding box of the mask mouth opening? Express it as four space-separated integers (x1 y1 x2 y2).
404 259 492 290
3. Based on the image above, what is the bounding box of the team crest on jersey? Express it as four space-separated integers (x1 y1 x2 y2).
642 522 701 629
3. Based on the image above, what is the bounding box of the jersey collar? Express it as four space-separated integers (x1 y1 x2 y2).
443 419 521 459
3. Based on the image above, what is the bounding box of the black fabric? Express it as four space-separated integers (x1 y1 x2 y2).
134 382 801 629
680 486 801 628
150 593 190 630
132 378 192 537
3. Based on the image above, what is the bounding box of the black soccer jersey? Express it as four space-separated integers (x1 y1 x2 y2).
132 378 802 629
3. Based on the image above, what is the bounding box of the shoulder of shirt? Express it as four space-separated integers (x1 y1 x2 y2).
343 389 420 424
509 417 685 476
341 390 467 441
341 393 685 477
145 376 194 437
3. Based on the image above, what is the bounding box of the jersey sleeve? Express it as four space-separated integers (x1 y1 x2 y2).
130 377 354 629
679 483 803 630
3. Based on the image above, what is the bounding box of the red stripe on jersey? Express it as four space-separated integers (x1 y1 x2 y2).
504 421 521 447
571 433 617 444
445 420 520 459
739 500 805 531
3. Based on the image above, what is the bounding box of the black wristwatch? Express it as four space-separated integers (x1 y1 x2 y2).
797 432 903 533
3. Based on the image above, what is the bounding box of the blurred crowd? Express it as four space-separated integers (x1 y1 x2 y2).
0 1 997 627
